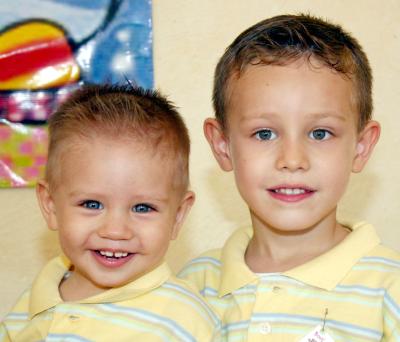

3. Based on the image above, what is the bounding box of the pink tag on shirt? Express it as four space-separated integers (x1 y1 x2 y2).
298 325 334 342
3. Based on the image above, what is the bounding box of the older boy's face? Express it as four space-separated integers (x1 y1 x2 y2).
206 60 378 234
38 136 193 298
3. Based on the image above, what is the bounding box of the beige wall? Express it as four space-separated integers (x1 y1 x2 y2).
1 0 399 318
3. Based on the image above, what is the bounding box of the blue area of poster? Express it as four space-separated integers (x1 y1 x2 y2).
0 0 153 187
0 0 153 89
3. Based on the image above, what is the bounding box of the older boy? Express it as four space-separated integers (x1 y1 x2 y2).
179 14 400 341
1 84 220 341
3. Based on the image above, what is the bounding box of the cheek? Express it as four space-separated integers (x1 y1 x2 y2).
233 160 265 204
316 153 353 195
56 215 90 247
233 146 266 178
323 144 355 170
58 229 83 249
139 224 172 250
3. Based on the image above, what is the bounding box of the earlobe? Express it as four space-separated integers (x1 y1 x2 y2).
171 191 195 240
352 120 381 173
36 180 58 231
203 118 233 171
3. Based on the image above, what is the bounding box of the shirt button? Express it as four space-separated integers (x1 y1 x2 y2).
272 286 281 293
259 322 271 334
69 315 80 321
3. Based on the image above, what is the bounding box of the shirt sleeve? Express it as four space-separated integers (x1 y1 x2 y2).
0 290 31 341
383 277 400 341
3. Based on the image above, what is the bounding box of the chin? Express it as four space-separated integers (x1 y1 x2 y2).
257 214 321 234
96 280 128 290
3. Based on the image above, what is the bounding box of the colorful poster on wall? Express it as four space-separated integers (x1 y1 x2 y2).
0 0 153 188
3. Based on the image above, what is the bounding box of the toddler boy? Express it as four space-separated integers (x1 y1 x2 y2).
1 84 220 341
179 14 400 341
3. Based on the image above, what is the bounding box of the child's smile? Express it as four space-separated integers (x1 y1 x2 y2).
92 250 134 268
267 184 316 203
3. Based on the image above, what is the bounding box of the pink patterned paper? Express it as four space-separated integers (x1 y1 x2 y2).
0 119 48 187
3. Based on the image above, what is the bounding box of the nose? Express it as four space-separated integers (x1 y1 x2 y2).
275 138 310 172
97 211 134 240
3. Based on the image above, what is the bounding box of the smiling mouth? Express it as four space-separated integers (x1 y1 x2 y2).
270 188 312 195
267 186 315 202
96 250 132 259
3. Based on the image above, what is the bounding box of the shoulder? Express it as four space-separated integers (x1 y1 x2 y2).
343 222 400 284
149 276 221 339
160 276 218 318
177 249 223 291
350 243 400 316
2 289 31 320
361 244 400 273
366 243 400 260
180 249 223 273
1 289 31 339
362 245 400 332
359 244 400 285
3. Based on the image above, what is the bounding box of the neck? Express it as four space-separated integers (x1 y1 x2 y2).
245 212 349 273
59 270 107 301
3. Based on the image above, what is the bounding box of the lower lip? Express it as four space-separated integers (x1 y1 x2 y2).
268 190 315 203
92 251 135 268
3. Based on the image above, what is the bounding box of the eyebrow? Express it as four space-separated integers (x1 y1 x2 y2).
240 111 349 123
308 112 348 122
73 193 170 204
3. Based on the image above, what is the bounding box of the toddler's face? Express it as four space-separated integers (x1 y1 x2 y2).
206 59 378 235
38 135 193 298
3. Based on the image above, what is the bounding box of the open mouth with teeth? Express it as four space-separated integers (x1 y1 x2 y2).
268 186 315 202
96 250 131 259
271 188 311 195
92 250 135 268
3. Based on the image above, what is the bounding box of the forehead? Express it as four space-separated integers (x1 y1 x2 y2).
62 134 174 166
225 60 357 126
52 135 180 197
50 134 179 185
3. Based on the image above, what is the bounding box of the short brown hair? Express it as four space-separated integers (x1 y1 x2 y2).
213 14 372 131
46 84 190 192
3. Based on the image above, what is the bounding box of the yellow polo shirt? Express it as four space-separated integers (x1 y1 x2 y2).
178 222 400 341
1 256 221 341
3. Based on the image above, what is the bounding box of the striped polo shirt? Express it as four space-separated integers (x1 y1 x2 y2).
1 256 221 341
178 222 400 341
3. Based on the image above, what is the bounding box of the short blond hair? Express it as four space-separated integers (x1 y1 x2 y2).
214 14 372 132
46 84 190 192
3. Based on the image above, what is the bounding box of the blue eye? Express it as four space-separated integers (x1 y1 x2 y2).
82 200 103 210
310 129 332 140
255 129 277 141
133 204 153 213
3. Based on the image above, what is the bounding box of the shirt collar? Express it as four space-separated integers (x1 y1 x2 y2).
219 227 258 297
285 221 380 290
218 221 380 296
30 256 171 318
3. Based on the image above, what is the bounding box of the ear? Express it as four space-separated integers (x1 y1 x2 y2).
352 120 381 173
203 118 233 171
171 191 195 240
36 180 58 231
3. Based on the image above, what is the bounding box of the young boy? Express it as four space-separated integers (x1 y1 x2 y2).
179 14 400 341
1 84 221 341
